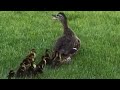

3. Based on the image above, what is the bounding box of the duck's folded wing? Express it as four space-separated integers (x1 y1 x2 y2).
54 36 76 54
74 36 81 49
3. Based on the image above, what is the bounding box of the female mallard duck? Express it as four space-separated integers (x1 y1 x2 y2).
52 12 80 61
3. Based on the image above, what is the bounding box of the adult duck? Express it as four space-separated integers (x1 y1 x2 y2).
52 12 80 61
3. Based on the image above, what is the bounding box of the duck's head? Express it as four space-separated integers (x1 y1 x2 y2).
52 12 67 22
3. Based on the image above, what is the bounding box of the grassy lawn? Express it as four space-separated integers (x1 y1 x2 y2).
0 11 120 79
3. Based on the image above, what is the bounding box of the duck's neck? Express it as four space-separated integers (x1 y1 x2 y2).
61 20 68 30
61 20 74 36
61 20 70 34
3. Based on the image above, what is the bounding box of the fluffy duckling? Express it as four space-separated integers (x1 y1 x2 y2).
51 51 63 68
33 56 47 75
38 56 47 70
16 63 27 77
27 62 37 76
7 70 15 79
16 49 36 77
34 65 43 75
23 49 36 62
44 49 52 65
51 50 72 68
16 61 34 78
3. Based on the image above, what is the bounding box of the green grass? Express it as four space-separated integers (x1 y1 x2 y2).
0 11 120 79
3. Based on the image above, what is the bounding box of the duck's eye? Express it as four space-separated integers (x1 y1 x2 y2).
57 14 62 17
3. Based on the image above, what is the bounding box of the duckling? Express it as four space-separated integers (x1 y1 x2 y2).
21 49 36 68
7 70 15 79
27 62 36 76
26 49 36 62
16 63 27 77
22 59 31 69
39 56 47 70
34 65 43 75
17 58 33 77
33 56 47 75
51 51 64 68
50 51 57 63
52 12 80 60
16 49 36 77
16 62 33 78
8 49 36 78
44 49 52 65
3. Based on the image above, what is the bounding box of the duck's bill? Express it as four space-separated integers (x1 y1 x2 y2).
52 14 58 20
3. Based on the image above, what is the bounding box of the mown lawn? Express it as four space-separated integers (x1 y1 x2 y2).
0 11 120 79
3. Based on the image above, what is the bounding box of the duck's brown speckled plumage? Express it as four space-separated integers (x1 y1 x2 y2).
53 12 80 58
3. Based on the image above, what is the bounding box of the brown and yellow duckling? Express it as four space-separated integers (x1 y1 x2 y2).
27 62 37 76
7 70 15 79
24 49 36 63
16 63 27 77
51 51 65 68
33 56 47 75
23 49 36 67
16 49 36 78
44 49 52 65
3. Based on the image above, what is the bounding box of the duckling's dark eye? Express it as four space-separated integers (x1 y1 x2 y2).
57 14 60 17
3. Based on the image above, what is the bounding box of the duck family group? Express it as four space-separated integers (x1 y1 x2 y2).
7 12 81 79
